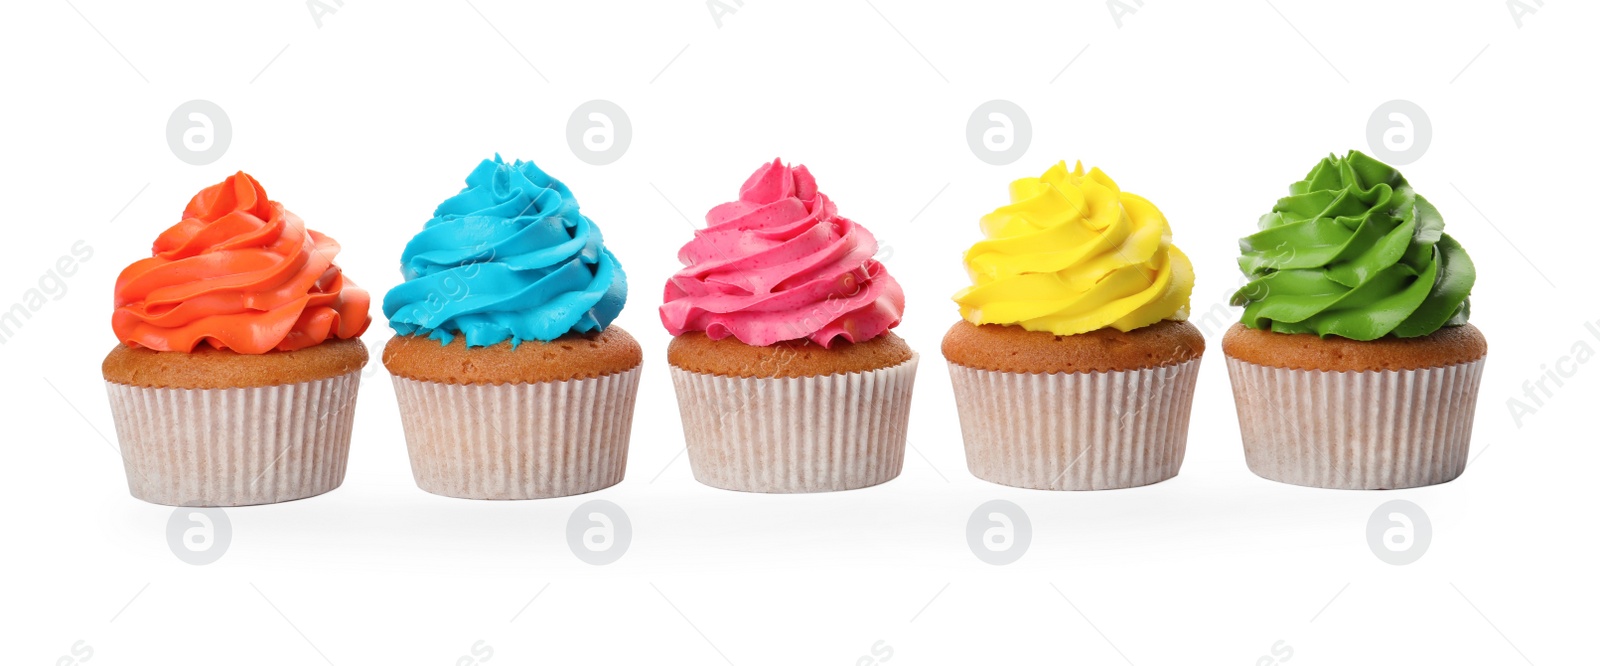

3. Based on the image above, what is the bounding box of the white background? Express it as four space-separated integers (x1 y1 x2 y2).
2 1 1595 664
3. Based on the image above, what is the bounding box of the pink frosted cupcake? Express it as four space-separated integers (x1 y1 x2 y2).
660 159 917 493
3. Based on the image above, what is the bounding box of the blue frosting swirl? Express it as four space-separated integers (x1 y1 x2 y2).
383 156 626 347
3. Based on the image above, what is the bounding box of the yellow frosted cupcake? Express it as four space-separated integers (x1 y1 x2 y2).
943 161 1203 490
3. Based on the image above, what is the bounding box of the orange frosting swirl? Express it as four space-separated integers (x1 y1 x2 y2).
112 172 371 354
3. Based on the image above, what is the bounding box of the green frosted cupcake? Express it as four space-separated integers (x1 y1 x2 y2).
1222 150 1485 489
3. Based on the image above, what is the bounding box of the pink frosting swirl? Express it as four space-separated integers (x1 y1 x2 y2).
660 158 904 347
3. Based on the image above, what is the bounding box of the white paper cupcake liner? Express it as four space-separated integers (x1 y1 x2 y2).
105 370 362 507
669 355 919 493
391 365 641 500
946 358 1201 491
1225 356 1486 489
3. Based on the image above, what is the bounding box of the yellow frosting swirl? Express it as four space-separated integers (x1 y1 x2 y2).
954 161 1194 335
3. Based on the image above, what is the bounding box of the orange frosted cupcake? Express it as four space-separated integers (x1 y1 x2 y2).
103 172 371 506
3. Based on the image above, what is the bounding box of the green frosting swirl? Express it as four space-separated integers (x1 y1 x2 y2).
1230 150 1474 341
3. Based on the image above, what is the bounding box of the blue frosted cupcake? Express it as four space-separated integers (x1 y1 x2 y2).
382 156 640 500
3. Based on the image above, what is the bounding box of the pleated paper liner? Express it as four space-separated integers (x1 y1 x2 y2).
947 358 1201 490
669 355 919 493
1225 356 1485 489
392 365 641 500
105 370 362 507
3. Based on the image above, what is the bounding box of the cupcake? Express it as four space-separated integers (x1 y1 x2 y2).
382 156 640 500
103 172 371 506
1225 150 1483 489
661 158 917 493
944 161 1203 491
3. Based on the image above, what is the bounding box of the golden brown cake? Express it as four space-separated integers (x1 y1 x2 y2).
103 338 368 389
667 331 912 378
1222 323 1486 372
383 327 642 385
942 319 1204 374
